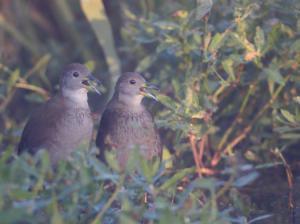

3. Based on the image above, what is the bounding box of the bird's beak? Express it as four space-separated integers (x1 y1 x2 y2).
139 82 159 101
82 74 102 95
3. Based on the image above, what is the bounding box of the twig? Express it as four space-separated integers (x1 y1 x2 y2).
91 174 125 224
216 63 244 105
198 135 205 168
196 13 209 76
189 134 202 178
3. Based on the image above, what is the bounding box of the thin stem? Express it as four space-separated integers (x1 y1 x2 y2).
196 13 209 76
212 74 290 166
92 174 125 224
216 63 244 105
190 134 202 178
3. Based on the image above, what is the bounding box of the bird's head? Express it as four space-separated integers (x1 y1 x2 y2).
115 72 159 104
60 63 102 95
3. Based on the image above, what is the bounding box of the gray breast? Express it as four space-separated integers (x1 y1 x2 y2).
104 109 161 168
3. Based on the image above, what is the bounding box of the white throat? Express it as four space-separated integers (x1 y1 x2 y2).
61 88 89 108
119 93 144 110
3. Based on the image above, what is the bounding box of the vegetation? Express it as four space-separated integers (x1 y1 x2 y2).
0 0 300 223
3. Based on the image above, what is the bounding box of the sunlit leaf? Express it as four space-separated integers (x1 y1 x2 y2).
162 147 173 169
280 109 295 123
254 26 264 52
156 94 180 110
135 53 157 73
222 59 235 80
219 79 230 86
210 31 229 51
7 69 20 94
124 8 137 20
153 21 180 30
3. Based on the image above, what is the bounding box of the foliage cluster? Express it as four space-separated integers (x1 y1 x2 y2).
1 0 300 223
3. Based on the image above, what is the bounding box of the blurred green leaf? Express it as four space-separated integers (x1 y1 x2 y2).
7 69 20 94
263 68 285 85
210 31 229 52
125 145 140 174
135 53 157 73
222 59 235 80
156 94 180 110
261 21 281 55
254 26 264 53
84 60 96 73
123 8 137 21
154 21 180 30
158 167 195 192
105 150 120 173
280 109 295 123
290 38 300 53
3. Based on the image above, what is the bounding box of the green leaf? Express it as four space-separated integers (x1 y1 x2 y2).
210 31 229 51
158 167 195 191
280 133 300 139
196 0 213 21
153 21 180 30
255 162 283 169
293 96 300 104
280 109 295 123
296 108 300 122
222 59 235 80
172 78 181 93
230 32 255 52
162 147 173 169
263 68 285 85
84 60 96 73
123 8 137 20
248 214 274 223
219 79 230 86
261 21 281 55
254 26 264 53
135 53 157 73
139 157 152 181
125 145 140 174
7 69 20 94
105 151 120 173
157 42 175 53
119 213 139 224
156 94 180 110
231 171 259 187
290 38 300 53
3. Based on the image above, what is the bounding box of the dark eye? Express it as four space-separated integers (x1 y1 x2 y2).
73 72 79 77
129 79 136 85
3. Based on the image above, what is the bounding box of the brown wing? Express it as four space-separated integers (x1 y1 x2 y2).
95 108 115 163
18 96 66 155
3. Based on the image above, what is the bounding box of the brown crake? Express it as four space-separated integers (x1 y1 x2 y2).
18 63 102 168
96 72 162 169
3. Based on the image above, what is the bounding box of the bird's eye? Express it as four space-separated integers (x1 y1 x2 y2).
73 72 79 77
129 79 136 85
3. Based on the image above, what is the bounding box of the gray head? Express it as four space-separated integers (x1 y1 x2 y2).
59 63 102 95
115 72 159 102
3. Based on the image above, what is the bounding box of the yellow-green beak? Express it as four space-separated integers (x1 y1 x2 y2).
82 74 102 95
139 82 159 101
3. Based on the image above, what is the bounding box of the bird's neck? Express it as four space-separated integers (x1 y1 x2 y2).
60 88 89 108
112 92 144 111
